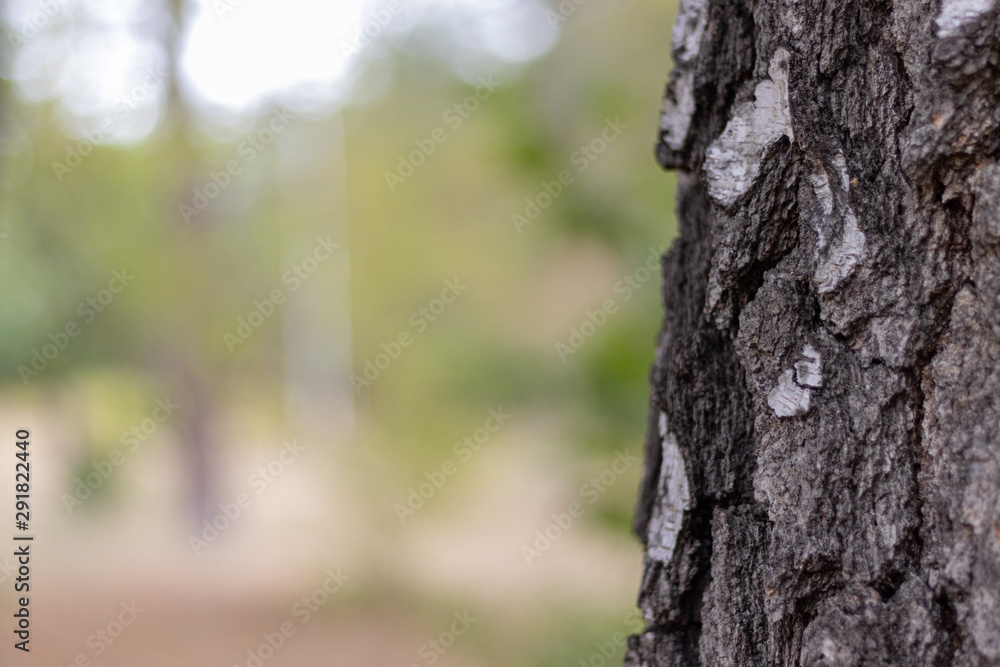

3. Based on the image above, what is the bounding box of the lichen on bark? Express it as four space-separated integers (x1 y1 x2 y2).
629 0 1000 664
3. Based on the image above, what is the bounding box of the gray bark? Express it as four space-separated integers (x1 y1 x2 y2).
628 0 1000 664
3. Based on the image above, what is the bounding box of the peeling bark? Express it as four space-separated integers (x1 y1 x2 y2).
630 0 1000 663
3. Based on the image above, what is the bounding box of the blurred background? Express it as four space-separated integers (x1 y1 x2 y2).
0 0 678 664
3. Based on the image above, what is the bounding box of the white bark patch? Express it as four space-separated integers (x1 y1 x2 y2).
659 0 707 152
671 0 708 65
769 345 823 417
808 153 866 294
768 369 812 417
831 152 850 189
936 0 995 37
815 210 865 293
704 49 794 208
648 429 691 563
794 344 823 388
661 70 696 151
808 169 835 216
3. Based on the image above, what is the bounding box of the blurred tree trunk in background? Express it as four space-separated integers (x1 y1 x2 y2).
161 0 217 523
628 0 1000 663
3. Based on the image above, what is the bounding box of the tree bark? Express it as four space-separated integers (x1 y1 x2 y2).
628 0 1000 664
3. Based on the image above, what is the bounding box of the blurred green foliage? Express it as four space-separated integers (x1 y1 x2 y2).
0 0 678 663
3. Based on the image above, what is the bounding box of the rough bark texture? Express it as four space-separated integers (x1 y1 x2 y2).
628 0 1000 664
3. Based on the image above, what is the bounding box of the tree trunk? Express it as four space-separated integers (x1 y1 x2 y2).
628 0 1000 664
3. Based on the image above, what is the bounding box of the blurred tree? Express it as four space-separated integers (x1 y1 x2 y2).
159 0 216 523
630 0 1000 664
